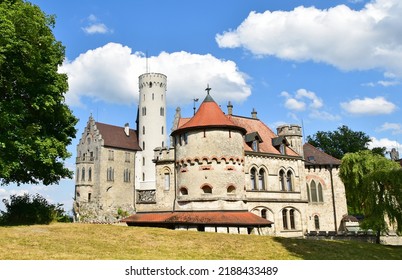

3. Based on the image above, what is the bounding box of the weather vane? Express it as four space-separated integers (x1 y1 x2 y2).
193 98 199 115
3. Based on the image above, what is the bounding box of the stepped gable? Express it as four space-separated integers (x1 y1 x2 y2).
95 122 141 151
229 115 299 156
173 93 246 134
303 142 341 166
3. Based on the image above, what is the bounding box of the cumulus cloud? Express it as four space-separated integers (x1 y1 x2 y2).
376 122 402 134
82 14 113 34
60 43 251 107
368 137 402 152
281 89 339 121
216 0 402 75
340 96 397 115
281 89 323 111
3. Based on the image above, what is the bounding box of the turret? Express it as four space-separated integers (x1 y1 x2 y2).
138 73 167 187
276 124 303 157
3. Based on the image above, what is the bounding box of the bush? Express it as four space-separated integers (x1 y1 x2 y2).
0 193 70 225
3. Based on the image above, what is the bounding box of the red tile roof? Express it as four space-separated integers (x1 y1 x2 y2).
303 143 341 165
229 115 300 156
121 211 273 226
173 94 246 135
96 122 141 151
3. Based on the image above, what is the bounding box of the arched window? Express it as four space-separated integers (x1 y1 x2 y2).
202 185 212 194
143 141 145 150
261 209 267 219
76 168 79 182
286 170 293 191
318 183 324 202
179 187 188 195
310 181 318 202
143 126 145 135
164 172 170 191
282 209 288 230
258 169 265 190
227 185 236 194
250 168 257 190
289 209 295 229
81 167 85 181
306 183 310 202
279 170 286 191
314 215 320 230
88 167 92 181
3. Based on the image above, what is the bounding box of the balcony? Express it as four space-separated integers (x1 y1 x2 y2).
76 156 94 163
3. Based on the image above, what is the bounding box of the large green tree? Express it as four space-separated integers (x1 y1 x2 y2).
0 0 78 185
339 150 402 243
307 125 371 159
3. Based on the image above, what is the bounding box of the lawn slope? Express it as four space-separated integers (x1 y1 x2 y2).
0 223 401 260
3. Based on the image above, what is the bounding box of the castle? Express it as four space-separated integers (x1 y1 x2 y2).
74 72 348 237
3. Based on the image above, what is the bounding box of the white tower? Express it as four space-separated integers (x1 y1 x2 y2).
138 73 167 187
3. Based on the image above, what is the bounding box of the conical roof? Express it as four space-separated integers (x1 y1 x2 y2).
172 93 246 135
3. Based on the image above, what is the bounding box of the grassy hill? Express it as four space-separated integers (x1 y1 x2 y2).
0 223 401 260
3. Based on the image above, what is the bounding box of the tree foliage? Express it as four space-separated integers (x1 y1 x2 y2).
307 125 371 159
339 150 402 241
0 193 70 225
0 0 78 186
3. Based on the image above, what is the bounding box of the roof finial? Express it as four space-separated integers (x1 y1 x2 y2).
205 84 211 95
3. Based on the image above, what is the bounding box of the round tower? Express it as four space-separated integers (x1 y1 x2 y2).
277 124 303 158
138 73 167 186
171 91 247 211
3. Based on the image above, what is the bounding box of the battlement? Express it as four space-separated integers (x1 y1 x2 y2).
153 146 174 163
276 124 302 137
139 73 167 89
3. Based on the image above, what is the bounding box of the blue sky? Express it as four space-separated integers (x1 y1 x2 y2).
1 0 401 213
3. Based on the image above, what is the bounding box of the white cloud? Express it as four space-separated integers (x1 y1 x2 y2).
82 14 113 34
309 110 341 121
340 96 397 115
368 137 402 152
216 0 402 75
59 43 251 107
296 89 323 109
82 23 112 34
281 91 306 111
281 89 323 111
376 122 402 134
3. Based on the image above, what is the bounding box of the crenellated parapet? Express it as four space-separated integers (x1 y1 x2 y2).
175 155 244 167
139 73 167 90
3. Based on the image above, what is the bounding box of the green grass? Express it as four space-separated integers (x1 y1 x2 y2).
0 223 401 260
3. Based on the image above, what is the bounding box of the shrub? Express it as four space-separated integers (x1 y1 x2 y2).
0 193 70 225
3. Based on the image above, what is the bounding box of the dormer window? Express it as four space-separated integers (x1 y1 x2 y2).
280 144 285 155
252 140 258 152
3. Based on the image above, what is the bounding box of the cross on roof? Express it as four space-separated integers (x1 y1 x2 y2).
205 84 211 95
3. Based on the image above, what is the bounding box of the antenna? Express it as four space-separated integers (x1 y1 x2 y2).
146 50 149 73
301 119 305 143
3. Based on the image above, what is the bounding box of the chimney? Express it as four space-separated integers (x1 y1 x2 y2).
124 123 130 136
251 108 258 119
227 101 233 115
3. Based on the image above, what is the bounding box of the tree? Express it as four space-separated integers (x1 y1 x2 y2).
0 193 70 225
339 150 402 243
307 125 371 159
0 0 78 185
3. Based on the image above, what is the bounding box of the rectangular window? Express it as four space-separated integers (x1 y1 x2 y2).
108 150 114 161
125 152 130 163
